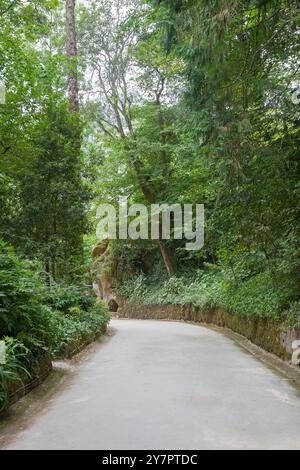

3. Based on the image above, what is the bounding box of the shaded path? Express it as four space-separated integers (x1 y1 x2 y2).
1 319 300 450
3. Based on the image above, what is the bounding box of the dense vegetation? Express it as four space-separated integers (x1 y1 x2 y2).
0 240 109 411
0 0 109 412
88 0 299 325
0 0 299 408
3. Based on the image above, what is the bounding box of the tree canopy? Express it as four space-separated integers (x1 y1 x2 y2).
0 1 299 408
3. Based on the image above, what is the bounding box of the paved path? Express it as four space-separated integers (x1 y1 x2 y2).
2 319 300 450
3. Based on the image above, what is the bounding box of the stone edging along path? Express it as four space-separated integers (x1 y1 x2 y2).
116 297 300 362
4 353 53 413
2 323 109 413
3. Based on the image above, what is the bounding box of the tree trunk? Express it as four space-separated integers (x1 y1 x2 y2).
66 0 79 114
133 158 176 276
158 240 175 276
65 0 83 263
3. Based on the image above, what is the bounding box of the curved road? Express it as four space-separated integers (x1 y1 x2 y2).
2 319 300 450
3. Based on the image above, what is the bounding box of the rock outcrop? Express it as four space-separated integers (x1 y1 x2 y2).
92 239 116 301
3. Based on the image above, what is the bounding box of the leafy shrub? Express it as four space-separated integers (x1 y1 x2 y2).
41 282 95 314
48 301 110 358
0 337 32 411
41 282 110 357
0 241 51 343
0 241 110 411
287 301 300 328
0 240 110 350
118 265 299 325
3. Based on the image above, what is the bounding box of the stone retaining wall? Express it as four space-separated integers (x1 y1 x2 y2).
116 297 299 361
5 352 52 410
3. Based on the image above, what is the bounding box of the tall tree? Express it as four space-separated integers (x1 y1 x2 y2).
79 0 177 275
0 1 88 280
66 0 79 114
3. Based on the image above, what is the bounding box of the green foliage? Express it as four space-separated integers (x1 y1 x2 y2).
48 302 110 358
0 239 110 344
114 0 300 327
118 264 299 326
42 282 94 314
0 1 88 281
0 240 50 342
0 241 110 410
0 0 299 412
0 337 32 412
40 280 110 358
15 102 89 281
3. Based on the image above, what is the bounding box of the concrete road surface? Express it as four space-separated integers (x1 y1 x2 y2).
1 319 300 450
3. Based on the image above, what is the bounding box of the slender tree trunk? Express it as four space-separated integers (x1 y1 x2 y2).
66 0 79 114
133 158 176 276
158 240 175 276
65 0 83 265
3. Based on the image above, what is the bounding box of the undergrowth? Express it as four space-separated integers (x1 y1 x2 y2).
0 241 110 411
118 267 300 327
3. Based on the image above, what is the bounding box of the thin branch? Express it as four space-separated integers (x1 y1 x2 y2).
0 0 18 17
